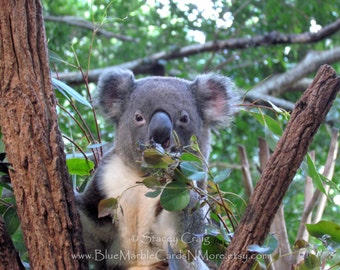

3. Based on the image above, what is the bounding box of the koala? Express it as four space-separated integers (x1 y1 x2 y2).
76 69 238 270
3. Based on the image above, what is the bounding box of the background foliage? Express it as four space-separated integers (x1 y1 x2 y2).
1 0 339 268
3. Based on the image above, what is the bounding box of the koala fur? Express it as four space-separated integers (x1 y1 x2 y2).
76 69 238 269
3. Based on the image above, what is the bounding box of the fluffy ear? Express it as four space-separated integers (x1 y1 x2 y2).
95 69 135 122
191 73 239 127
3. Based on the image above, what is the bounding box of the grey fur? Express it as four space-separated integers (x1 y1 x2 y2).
77 69 239 269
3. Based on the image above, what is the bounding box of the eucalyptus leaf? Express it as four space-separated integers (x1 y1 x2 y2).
179 152 201 163
52 78 92 107
160 182 190 211
251 112 282 136
190 135 200 152
304 253 320 269
213 169 232 184
145 189 162 198
143 176 162 188
98 198 118 218
142 147 169 168
306 154 326 195
87 142 108 149
3 207 20 235
201 235 227 265
66 158 94 176
174 168 189 184
306 220 340 244
248 235 278 254
180 161 206 181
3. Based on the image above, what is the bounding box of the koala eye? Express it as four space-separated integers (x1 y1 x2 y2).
178 111 190 126
134 112 146 126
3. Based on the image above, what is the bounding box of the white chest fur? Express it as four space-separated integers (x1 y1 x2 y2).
98 155 178 267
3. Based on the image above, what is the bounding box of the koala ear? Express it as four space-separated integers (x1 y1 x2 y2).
191 73 239 127
95 69 135 122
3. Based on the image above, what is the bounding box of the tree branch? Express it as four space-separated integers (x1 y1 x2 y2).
238 145 253 198
219 65 340 270
252 47 340 96
259 138 291 270
313 129 338 222
44 15 137 42
244 91 295 111
290 78 313 92
52 19 340 85
296 129 338 235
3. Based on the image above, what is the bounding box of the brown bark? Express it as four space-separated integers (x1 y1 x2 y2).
0 216 25 270
0 1 87 269
219 65 340 270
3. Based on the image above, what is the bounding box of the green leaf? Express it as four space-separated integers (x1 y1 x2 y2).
3 207 20 235
66 158 94 176
251 111 265 125
143 176 162 188
213 169 232 184
265 115 282 136
188 171 207 181
87 142 108 149
306 220 340 244
145 189 162 198
306 154 326 195
142 147 173 168
98 198 118 218
160 182 190 211
304 253 320 269
52 78 92 107
190 135 200 152
201 235 227 264
319 173 339 192
180 161 206 181
174 168 189 184
266 100 290 120
294 239 309 249
248 235 278 254
266 100 284 114
0 181 13 193
251 112 282 136
179 152 201 163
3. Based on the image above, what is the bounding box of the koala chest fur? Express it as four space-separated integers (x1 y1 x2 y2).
79 155 179 269
76 69 239 270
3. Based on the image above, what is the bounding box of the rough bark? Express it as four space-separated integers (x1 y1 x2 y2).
0 1 87 269
219 64 340 270
0 216 25 270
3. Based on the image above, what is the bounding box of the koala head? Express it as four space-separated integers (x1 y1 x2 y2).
96 69 238 168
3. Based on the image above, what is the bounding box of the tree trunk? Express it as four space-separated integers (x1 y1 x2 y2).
0 216 25 270
0 1 87 269
219 65 340 270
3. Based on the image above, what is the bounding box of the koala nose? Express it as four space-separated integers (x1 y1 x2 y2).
149 111 172 149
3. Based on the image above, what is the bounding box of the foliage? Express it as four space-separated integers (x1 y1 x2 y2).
96 135 249 265
294 220 340 270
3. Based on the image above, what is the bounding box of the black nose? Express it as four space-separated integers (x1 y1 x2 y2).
149 111 172 149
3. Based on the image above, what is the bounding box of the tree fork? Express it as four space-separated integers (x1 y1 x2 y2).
0 1 87 269
220 64 340 270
